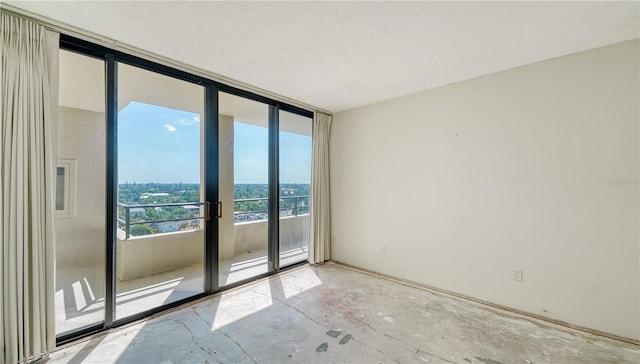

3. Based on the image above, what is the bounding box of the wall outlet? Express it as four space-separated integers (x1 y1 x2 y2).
380 245 387 253
512 268 523 281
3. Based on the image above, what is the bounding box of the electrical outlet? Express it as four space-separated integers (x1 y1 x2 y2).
512 268 523 281
380 245 387 253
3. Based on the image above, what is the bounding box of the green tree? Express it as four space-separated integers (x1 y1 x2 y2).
130 224 161 236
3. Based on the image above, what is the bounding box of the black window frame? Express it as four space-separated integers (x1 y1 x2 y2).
56 34 313 345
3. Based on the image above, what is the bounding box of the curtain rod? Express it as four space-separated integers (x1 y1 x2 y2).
0 3 332 116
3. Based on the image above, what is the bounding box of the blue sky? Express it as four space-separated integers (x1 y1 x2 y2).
118 102 311 184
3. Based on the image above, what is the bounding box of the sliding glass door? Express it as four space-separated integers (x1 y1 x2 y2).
278 111 313 267
56 35 316 342
55 50 107 336
115 63 206 320
218 92 270 286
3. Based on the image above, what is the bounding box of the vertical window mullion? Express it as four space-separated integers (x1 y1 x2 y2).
205 85 219 292
268 104 280 271
105 53 118 328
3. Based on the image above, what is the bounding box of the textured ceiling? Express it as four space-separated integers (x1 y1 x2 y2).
7 1 640 113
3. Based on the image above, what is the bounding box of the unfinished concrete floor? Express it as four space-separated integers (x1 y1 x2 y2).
46 263 639 364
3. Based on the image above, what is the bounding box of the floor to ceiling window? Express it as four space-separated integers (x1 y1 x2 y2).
278 110 313 267
218 92 270 287
115 62 206 320
55 49 107 337
55 35 315 343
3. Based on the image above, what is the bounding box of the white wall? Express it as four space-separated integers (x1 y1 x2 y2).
232 215 310 255
331 40 639 340
219 114 236 259
56 106 106 269
116 229 203 281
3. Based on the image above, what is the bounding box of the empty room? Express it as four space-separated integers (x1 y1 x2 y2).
1 1 638 363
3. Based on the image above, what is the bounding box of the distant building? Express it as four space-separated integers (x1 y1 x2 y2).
140 192 170 199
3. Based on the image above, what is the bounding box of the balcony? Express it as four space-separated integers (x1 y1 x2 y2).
55 197 310 336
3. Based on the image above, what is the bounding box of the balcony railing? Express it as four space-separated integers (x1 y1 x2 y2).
234 195 309 223
117 201 205 239
117 195 310 239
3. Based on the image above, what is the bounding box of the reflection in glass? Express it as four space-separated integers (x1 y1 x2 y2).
56 167 65 211
55 50 106 335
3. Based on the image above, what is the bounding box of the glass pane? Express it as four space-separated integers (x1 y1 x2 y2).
55 50 106 335
279 111 312 267
115 63 205 320
218 92 270 286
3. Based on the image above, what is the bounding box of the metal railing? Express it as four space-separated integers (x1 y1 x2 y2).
234 195 310 222
117 201 205 239
117 196 310 238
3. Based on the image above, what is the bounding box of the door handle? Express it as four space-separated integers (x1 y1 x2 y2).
206 201 223 220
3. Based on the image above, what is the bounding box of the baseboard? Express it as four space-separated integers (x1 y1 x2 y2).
329 260 640 347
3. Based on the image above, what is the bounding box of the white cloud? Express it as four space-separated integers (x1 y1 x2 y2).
177 115 200 125
164 124 176 132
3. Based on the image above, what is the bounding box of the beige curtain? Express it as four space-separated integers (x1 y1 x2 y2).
1 12 59 364
308 112 332 264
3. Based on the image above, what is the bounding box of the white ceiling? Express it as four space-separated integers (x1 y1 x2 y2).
8 1 640 113
60 49 311 135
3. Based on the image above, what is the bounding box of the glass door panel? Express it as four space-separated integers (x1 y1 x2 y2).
115 63 205 320
55 50 107 336
218 92 270 286
278 111 312 267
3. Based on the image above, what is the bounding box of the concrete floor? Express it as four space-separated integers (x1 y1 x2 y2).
47 263 640 364
55 248 308 335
